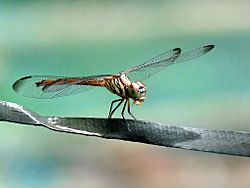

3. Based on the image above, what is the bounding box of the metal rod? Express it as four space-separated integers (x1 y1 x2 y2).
1 100 250 157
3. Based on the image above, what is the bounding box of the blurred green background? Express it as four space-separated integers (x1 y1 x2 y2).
1 1 250 188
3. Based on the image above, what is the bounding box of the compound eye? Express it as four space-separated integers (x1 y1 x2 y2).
131 88 137 95
127 87 138 98
139 87 146 93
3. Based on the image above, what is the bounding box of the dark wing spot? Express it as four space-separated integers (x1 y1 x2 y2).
173 47 181 52
19 76 32 80
203 44 215 52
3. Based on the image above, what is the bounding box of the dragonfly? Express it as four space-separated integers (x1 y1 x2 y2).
13 44 214 120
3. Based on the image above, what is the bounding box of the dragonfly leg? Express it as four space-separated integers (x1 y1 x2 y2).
121 99 128 120
122 99 132 131
108 98 124 118
127 99 136 120
108 99 122 118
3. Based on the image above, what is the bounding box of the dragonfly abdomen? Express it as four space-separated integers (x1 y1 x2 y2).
77 79 106 87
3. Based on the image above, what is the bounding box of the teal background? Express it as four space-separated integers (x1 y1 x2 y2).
1 1 250 188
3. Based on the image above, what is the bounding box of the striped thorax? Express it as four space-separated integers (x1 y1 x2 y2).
105 74 147 105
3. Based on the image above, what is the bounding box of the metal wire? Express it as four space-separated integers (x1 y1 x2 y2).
0 100 250 157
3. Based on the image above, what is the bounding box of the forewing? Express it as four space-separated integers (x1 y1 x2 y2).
122 44 214 81
174 44 214 64
12 74 111 99
121 48 181 81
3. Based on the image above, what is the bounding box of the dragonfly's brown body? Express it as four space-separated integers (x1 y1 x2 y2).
13 44 215 120
36 74 145 101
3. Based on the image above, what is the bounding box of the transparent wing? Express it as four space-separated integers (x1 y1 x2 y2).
13 74 112 99
121 48 181 81
122 44 214 81
174 44 214 64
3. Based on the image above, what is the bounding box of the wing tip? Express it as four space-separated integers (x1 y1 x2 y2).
203 44 215 52
173 47 181 53
12 80 20 92
12 76 33 95
12 76 33 93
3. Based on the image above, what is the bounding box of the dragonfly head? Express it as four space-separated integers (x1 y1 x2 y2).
127 81 146 105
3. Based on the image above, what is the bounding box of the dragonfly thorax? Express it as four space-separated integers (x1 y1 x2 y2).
104 74 146 105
